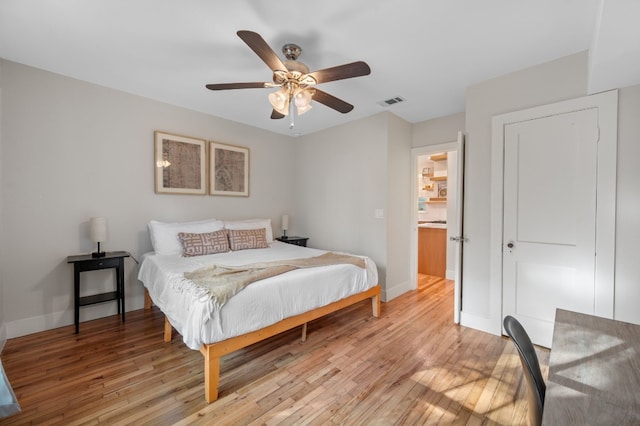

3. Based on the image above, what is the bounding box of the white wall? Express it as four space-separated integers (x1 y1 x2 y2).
0 60 296 338
462 52 589 332
294 112 412 301
294 114 388 287
614 83 640 323
412 112 465 148
385 114 412 299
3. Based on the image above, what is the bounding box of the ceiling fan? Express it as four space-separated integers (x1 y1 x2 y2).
206 31 371 127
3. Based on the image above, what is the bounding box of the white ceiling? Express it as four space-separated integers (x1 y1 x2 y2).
0 0 638 137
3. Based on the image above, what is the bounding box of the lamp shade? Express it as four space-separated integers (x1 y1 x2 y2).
281 215 289 231
89 217 107 243
294 88 313 115
268 89 290 115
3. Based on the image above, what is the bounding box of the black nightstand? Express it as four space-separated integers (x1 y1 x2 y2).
67 251 130 333
276 236 309 247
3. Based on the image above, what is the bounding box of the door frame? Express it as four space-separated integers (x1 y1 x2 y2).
410 136 463 323
490 90 618 335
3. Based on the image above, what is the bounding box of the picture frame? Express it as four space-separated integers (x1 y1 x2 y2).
209 141 249 196
154 131 207 195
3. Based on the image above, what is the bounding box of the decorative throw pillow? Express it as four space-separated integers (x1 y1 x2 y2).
178 229 229 257
223 219 274 243
227 228 269 251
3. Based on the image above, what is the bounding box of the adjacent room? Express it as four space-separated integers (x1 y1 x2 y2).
1 1 639 424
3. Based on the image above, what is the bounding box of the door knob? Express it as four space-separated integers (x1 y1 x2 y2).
507 242 514 249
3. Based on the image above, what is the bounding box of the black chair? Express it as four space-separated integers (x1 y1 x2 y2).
503 315 546 426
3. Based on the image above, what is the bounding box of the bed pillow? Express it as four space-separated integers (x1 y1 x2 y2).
223 218 273 243
178 230 229 257
149 219 224 256
227 228 269 251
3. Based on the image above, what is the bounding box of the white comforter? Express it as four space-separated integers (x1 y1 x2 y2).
138 242 378 350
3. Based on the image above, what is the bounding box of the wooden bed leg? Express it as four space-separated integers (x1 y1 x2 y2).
144 289 152 310
164 317 172 342
200 345 220 403
301 323 308 342
372 293 380 318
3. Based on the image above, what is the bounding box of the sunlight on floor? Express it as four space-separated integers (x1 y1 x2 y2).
410 344 526 424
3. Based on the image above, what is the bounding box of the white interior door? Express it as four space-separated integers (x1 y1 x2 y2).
502 109 600 347
491 90 617 342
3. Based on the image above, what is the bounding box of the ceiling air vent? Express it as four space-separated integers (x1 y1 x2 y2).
378 96 406 107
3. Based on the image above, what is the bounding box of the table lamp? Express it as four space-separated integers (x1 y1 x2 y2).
281 215 289 239
89 217 107 258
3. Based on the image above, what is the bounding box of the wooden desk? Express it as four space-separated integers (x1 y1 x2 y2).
543 309 640 425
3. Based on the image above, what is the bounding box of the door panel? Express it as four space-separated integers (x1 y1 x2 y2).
515 120 579 245
502 108 599 347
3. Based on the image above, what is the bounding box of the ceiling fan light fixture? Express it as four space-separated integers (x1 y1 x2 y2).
296 103 313 115
206 31 370 124
268 89 289 115
293 88 313 115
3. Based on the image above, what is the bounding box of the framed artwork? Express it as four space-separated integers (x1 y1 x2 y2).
154 131 207 195
209 142 249 196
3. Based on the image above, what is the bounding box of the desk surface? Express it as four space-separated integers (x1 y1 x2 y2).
543 309 640 425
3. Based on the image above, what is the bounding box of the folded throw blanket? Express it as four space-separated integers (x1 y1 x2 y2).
183 252 366 309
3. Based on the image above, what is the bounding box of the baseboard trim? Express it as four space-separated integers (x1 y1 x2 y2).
460 311 501 336
6 294 145 339
383 279 412 302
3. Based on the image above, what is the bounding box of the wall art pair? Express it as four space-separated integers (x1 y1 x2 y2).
154 131 249 196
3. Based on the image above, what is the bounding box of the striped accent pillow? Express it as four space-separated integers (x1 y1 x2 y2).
227 228 269 251
178 229 229 257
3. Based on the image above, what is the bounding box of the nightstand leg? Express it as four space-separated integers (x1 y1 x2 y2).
116 269 121 315
74 267 80 334
118 259 125 322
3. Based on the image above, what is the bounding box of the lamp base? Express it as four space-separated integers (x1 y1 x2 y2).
92 242 106 258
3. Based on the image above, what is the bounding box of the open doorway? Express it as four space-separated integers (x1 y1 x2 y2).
410 132 464 323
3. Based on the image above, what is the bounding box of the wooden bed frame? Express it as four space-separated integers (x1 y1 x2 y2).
144 284 381 402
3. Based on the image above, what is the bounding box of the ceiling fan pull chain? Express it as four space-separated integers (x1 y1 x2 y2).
289 99 295 129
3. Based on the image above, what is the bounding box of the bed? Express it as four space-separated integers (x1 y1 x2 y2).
138 218 380 402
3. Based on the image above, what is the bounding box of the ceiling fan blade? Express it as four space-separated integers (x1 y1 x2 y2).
312 89 354 113
206 82 269 90
237 30 288 72
308 61 371 84
271 110 285 119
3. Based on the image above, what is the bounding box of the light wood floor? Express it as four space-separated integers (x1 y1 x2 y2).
1 275 549 425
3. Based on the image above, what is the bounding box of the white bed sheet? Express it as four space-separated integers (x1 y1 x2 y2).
138 241 378 350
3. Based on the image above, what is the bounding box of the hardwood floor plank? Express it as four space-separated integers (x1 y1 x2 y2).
1 275 548 424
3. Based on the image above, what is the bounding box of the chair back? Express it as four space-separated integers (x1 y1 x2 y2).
503 315 546 426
